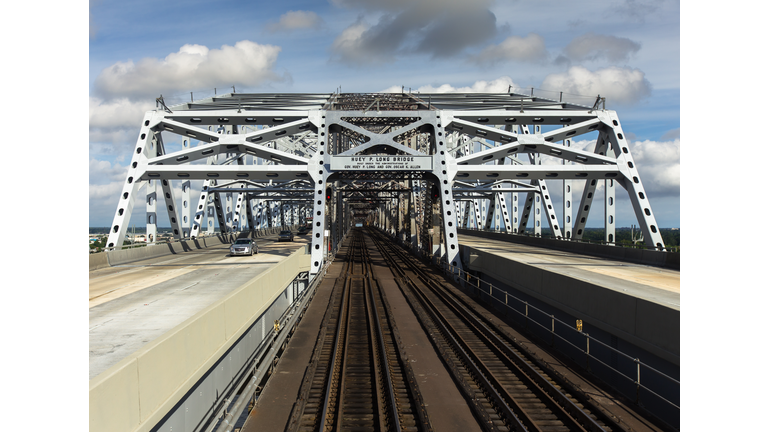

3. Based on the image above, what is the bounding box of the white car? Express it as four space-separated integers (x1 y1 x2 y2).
230 238 258 256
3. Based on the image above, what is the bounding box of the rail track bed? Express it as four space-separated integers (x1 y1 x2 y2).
269 228 666 432
287 231 432 432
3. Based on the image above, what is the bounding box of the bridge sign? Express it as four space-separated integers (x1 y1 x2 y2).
330 155 433 171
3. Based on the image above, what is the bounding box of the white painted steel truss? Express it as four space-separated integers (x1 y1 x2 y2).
107 92 666 278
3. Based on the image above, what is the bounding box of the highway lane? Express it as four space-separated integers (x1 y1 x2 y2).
460 234 680 309
89 234 310 380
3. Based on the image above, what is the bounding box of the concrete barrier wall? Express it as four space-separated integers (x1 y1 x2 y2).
89 226 299 271
89 252 110 271
458 228 679 269
89 247 310 432
464 246 679 365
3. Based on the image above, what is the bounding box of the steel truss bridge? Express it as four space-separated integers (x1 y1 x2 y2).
106 91 666 277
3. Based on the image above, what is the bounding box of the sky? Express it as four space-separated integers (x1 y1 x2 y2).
87 0 682 229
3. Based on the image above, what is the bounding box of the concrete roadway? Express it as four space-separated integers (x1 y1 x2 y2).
459 234 680 310
88 233 310 381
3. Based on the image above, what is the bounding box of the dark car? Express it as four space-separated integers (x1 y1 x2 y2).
297 226 310 235
278 230 294 242
230 238 258 256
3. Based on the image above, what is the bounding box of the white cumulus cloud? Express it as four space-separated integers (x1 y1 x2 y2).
89 97 154 130
563 33 641 63
90 158 129 186
472 33 549 65
268 10 323 32
540 136 679 201
331 19 383 64
380 76 518 93
541 66 651 105
94 41 286 100
628 138 680 197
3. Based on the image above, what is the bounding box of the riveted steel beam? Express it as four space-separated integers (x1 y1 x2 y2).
108 92 668 258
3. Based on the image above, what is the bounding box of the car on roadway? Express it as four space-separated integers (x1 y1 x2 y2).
297 226 310 235
230 238 258 256
278 230 294 242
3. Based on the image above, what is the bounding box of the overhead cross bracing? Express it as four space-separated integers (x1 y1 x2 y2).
107 90 667 277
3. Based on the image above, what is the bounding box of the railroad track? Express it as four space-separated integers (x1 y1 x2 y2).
368 228 628 432
288 231 432 432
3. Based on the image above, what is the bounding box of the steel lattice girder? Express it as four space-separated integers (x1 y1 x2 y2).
106 92 667 266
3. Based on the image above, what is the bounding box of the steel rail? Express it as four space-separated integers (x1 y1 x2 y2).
364 277 394 432
400 253 609 431
370 229 625 432
369 232 524 432
420 276 605 432
362 244 403 432
401 273 529 432
421 267 630 431
318 267 353 431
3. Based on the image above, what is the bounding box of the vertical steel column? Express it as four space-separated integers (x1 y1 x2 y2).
158 178 182 240
495 127 512 233
225 192 234 231
212 175 228 234
154 133 183 241
205 185 216 235
455 200 462 227
309 111 328 277
189 180 211 239
245 192 256 234
498 184 512 233
517 125 538 235
504 124 519 234
518 188 535 235
146 179 158 244
106 111 159 250
333 182 341 246
483 184 495 230
232 149 246 232
573 136 608 240
434 111 462 272
511 191 519 233
181 137 191 238
390 198 396 236
396 193 403 241
234 183 246 232
605 177 616 243
254 200 263 229
409 185 417 250
531 133 542 237
461 201 470 228
601 111 665 249
538 179 562 238
145 134 159 245
472 199 482 229
563 137 573 239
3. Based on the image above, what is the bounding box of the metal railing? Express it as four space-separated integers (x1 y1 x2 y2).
434 259 679 414
459 226 680 253
92 224 303 253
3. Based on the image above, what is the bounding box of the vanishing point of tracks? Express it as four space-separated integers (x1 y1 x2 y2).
289 228 628 432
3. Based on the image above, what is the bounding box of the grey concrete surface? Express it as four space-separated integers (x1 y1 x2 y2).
89 226 298 271
458 228 679 269
459 233 680 365
89 234 310 380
